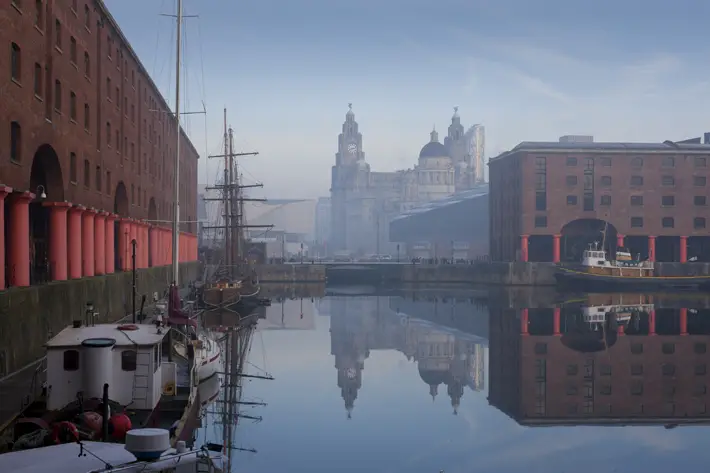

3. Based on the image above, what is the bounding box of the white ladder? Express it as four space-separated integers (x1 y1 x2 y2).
131 351 152 406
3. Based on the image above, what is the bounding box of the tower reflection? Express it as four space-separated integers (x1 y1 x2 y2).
327 296 487 417
489 295 710 426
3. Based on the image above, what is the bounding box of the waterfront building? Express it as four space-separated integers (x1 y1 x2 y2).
488 141 710 263
330 105 486 256
0 0 199 288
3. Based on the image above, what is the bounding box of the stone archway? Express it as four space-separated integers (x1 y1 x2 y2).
113 181 129 216
28 144 65 284
113 181 129 270
560 218 618 262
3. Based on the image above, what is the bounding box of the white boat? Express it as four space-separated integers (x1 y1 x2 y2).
173 333 221 383
0 428 223 473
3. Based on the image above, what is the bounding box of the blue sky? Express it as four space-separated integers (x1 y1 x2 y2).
106 0 710 198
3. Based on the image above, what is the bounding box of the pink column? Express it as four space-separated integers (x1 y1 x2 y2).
680 236 688 263
67 205 85 279
552 234 560 263
105 214 117 274
520 235 529 262
8 191 35 287
82 208 97 277
617 234 625 248
553 307 561 336
680 308 688 336
520 308 529 336
133 221 142 269
43 201 71 281
648 236 656 262
143 224 150 268
94 211 107 275
129 220 138 271
118 219 131 271
0 185 12 289
149 226 157 267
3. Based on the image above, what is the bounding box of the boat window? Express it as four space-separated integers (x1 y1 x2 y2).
121 350 137 371
63 349 80 371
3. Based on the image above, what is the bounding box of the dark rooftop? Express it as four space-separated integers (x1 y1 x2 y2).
490 140 710 163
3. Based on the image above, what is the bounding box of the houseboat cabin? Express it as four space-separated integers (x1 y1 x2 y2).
45 323 177 411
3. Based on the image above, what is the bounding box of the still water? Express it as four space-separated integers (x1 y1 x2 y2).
199 290 710 473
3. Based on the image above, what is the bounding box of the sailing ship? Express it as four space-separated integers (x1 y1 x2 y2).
0 1 225 470
200 110 272 326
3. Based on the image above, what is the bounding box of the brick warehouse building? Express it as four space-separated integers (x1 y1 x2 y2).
0 0 198 288
488 141 710 264
488 300 710 425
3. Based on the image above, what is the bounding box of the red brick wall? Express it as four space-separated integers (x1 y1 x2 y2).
0 1 198 232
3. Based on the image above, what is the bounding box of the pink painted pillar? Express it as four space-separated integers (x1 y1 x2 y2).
648 236 656 262
149 226 157 267
553 307 561 336
8 191 35 287
94 212 107 275
67 205 85 279
552 234 561 263
520 308 529 336
143 224 150 268
133 221 142 269
680 308 688 336
43 201 71 281
0 185 13 289
680 236 688 263
520 235 529 262
105 214 117 274
141 222 149 268
118 219 131 271
616 234 625 248
165 228 171 265
82 208 97 277
129 220 138 271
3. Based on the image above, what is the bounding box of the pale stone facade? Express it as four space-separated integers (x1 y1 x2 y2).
330 105 481 255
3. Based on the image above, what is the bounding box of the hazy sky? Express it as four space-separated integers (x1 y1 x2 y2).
106 0 710 199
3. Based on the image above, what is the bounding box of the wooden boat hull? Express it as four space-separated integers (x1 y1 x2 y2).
203 286 241 307
556 266 710 291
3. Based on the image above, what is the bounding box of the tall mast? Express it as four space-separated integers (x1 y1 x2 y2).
228 127 236 277
223 109 230 268
171 0 183 285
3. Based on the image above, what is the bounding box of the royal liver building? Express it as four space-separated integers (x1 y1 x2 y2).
330 105 485 255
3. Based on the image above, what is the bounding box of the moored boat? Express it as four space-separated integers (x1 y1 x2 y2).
0 427 224 472
555 243 710 290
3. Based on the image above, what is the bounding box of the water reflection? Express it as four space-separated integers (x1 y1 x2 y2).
490 296 710 427
207 289 710 472
326 297 486 417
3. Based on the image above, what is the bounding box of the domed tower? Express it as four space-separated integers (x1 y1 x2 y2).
419 367 448 401
416 127 455 202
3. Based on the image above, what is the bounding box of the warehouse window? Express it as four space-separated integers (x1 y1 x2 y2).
662 217 674 228
11 43 21 82
84 159 90 188
10 122 21 162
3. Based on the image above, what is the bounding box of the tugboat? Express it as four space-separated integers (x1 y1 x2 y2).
555 242 710 290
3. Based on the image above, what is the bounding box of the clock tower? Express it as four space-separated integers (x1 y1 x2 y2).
330 103 371 253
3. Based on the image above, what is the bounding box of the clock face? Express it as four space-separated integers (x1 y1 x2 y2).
347 143 357 155
346 367 356 379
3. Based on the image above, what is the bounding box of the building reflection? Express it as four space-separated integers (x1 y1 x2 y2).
328 296 487 418
489 294 710 426
258 298 316 330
